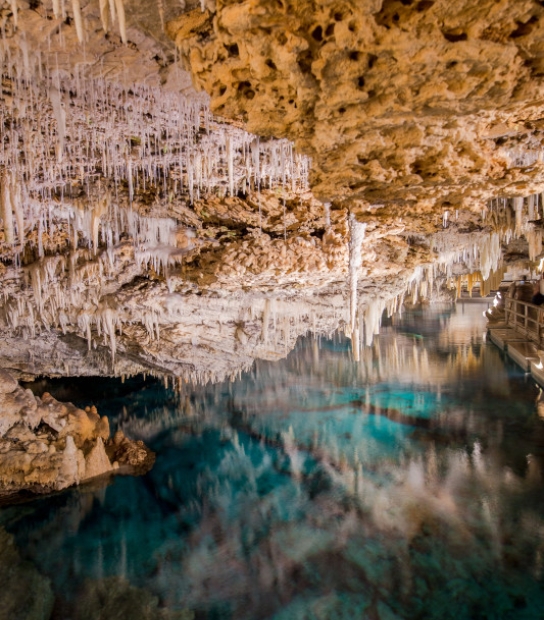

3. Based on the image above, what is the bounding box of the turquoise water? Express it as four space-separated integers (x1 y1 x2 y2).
3 302 544 619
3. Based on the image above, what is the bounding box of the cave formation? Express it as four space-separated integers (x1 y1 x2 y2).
0 0 542 381
1 0 544 597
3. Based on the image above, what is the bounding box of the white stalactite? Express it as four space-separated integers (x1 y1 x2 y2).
0 173 14 245
52 0 61 18
10 0 17 29
49 86 66 162
324 202 331 227
71 0 85 43
11 178 25 248
364 299 385 348
114 0 127 44
99 0 110 32
348 213 366 356
108 0 117 25
529 194 535 221
227 136 234 197
513 196 524 237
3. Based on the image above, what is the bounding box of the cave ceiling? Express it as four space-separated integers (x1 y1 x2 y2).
0 0 542 379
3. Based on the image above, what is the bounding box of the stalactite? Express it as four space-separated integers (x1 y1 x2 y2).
113 0 127 44
99 0 110 33
348 214 366 337
71 0 85 44
11 177 24 248
0 172 14 245
226 135 234 197
10 0 18 29
108 0 117 25
513 196 524 238
49 85 66 162
0 46 311 268
157 0 165 31
324 202 331 227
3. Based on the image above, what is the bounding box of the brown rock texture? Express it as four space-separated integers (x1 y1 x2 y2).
169 0 544 209
0 370 154 500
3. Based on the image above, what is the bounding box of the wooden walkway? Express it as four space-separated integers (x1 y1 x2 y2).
488 297 544 382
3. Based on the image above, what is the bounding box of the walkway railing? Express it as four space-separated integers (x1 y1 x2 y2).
504 297 544 345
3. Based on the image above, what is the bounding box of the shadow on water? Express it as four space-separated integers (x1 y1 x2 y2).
3 304 544 619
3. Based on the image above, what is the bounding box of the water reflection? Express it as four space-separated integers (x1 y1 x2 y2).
3 303 544 619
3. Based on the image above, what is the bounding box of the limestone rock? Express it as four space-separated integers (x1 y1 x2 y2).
107 430 155 471
38 393 107 449
0 369 17 393
0 387 37 436
0 370 153 500
170 0 544 209
84 438 113 481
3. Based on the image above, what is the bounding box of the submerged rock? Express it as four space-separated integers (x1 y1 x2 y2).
0 371 154 501
0 527 54 620
73 576 194 620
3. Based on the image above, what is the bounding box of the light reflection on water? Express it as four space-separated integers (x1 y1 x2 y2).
3 303 544 619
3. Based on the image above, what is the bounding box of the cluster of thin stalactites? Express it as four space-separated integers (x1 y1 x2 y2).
0 30 311 262
1 3 543 379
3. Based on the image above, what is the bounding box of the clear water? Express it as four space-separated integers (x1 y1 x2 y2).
3 302 544 620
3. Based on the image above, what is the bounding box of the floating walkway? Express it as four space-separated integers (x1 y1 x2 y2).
488 297 544 384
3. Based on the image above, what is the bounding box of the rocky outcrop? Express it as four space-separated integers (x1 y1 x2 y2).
169 0 544 209
0 369 153 499
107 430 152 472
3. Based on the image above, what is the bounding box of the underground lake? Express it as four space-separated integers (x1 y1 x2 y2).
2 303 544 620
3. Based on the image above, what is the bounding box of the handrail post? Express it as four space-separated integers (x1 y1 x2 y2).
541 307 544 348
